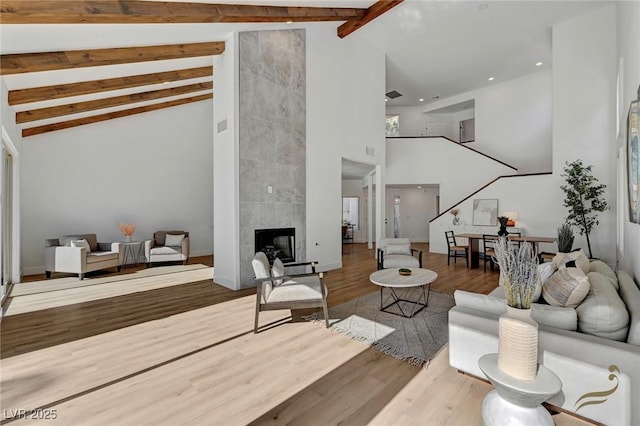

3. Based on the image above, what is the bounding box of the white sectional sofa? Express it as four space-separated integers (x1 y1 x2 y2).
449 260 640 425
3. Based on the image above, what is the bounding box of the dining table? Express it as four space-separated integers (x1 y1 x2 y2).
454 233 556 269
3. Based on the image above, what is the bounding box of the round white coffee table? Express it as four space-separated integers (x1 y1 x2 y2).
369 268 438 318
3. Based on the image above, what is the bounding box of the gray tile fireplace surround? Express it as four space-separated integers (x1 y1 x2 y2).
238 29 306 287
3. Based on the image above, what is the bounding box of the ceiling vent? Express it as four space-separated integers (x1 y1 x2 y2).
385 90 402 99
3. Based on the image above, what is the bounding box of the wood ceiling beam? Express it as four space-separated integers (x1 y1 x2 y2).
16 81 213 124
8 66 213 106
338 0 403 38
0 1 366 24
22 92 213 137
1 42 224 75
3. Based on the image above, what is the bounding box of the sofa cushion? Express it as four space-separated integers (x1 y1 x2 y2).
383 255 420 268
589 260 619 290
618 271 640 345
164 233 185 247
542 262 590 308
552 249 589 274
577 272 629 341
455 289 577 331
271 257 285 285
252 251 271 280
71 239 91 252
86 251 118 264
385 241 411 255
150 246 182 256
60 234 98 252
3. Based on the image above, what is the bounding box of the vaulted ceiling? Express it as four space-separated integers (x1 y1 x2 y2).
0 0 610 138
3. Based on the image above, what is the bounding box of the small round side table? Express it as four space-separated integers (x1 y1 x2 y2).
478 353 561 426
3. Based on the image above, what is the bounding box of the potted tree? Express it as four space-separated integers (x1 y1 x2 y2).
560 160 608 259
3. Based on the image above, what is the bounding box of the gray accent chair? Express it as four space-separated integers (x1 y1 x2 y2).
377 238 423 270
144 231 189 267
45 234 122 280
252 251 329 333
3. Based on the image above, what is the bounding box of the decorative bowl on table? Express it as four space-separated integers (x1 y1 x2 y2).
398 268 412 276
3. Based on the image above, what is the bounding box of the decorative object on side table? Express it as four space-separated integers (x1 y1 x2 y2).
398 268 412 276
118 223 137 243
497 216 509 237
560 160 608 258
492 238 540 380
450 208 461 225
557 223 574 253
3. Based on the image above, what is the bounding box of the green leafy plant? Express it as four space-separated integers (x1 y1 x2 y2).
492 238 539 309
557 223 574 253
560 160 608 259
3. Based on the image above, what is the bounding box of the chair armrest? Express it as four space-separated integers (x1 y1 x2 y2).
411 248 423 268
45 246 86 273
377 248 384 270
253 271 324 285
144 239 155 260
181 237 190 257
283 261 318 273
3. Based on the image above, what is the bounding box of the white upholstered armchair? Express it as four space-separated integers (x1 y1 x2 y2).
45 234 122 280
377 238 423 270
145 231 189 266
252 251 329 333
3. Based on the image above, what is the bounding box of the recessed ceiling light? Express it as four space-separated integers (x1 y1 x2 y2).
419 98 424 102
385 98 388 102
536 61 543 67
488 77 495 81
479 3 489 11
417 186 422 189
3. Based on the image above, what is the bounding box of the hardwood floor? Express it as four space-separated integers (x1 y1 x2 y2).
1 244 589 425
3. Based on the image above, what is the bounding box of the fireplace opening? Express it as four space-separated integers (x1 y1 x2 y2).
255 228 295 264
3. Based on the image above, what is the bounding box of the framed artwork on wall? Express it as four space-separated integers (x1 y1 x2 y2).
473 199 498 226
628 99 639 224
385 115 400 137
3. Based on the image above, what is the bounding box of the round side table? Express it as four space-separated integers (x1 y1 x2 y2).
478 353 561 426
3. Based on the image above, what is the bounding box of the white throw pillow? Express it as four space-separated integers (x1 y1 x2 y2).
552 249 589 275
272 258 285 285
542 262 590 308
385 242 411 256
71 239 91 252
165 233 185 247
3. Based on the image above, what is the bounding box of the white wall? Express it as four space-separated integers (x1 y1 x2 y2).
386 187 438 242
21 101 214 274
618 1 640 279
552 5 617 262
385 106 426 137
389 71 552 173
307 28 386 271
213 32 240 289
385 137 515 211
429 174 562 254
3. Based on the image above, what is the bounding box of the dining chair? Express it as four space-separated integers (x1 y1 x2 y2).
481 234 497 272
445 231 468 267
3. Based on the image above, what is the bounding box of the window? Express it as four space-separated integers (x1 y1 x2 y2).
342 197 359 230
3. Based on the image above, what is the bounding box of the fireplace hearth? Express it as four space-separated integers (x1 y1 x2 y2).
255 228 295 264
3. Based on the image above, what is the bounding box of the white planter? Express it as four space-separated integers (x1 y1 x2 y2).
498 306 539 380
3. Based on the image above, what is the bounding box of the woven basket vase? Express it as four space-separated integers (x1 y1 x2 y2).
498 306 539 380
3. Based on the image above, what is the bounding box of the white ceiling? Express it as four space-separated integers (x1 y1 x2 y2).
0 0 610 156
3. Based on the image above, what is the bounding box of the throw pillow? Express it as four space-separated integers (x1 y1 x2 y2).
164 233 185 247
552 249 589 275
542 261 590 308
71 239 91 252
385 242 411 256
272 257 285 285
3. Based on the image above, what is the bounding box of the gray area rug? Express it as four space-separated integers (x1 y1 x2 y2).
313 289 455 367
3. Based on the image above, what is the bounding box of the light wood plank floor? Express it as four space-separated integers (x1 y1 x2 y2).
1 244 590 425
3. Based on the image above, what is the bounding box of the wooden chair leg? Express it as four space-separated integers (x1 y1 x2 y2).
254 293 261 334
